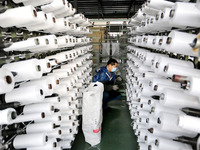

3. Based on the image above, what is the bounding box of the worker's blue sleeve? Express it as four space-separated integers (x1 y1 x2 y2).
112 73 116 83
93 71 107 82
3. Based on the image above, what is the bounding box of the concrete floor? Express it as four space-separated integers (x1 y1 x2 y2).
71 98 138 150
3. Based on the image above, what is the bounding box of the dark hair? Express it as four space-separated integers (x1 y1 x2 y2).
107 59 118 66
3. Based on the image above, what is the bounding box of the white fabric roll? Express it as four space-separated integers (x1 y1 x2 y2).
49 71 69 79
137 110 150 117
29 36 51 52
160 88 200 109
138 143 148 150
60 51 74 61
46 54 66 64
147 144 159 150
140 85 158 97
2 59 42 82
145 35 155 49
155 56 194 74
153 82 181 93
151 102 183 117
138 65 152 73
73 26 84 34
13 133 48 149
70 16 85 25
157 8 171 26
60 127 72 135
26 122 55 133
179 115 200 133
164 63 200 78
54 101 70 111
185 76 200 98
23 0 54 7
0 108 17 125
5 86 44 105
0 5 38 28
57 35 75 48
74 82 83 88
60 78 73 89
13 112 46 123
60 96 74 102
25 11 47 28
155 137 193 150
4 36 49 52
41 0 65 13
157 36 168 50
65 23 77 34
153 13 172 31
20 77 53 96
157 112 197 137
143 72 162 80
165 30 197 56
73 71 84 79
38 59 52 73
144 132 158 145
60 109 75 116
140 103 152 112
143 52 158 66
42 75 60 89
27 138 57 150
47 127 62 138
58 140 72 149
68 14 83 22
150 127 181 139
54 85 69 96
23 103 54 115
138 129 148 141
12 0 28 3
35 112 61 125
54 0 71 16
61 63 77 72
67 89 78 98
151 36 162 50
133 9 145 22
197 0 200 9
61 121 76 127
0 68 15 94
147 0 174 10
170 2 200 28
138 96 149 104
44 96 60 103
146 116 157 128
45 18 70 33
70 126 78 134
27 13 56 31
46 58 58 66
60 115 71 122
36 35 58 52
53 68 72 76
4 37 40 52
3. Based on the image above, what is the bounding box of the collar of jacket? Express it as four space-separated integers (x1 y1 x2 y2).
101 66 114 81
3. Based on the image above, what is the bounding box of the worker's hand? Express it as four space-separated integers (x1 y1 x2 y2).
116 76 122 81
112 85 119 91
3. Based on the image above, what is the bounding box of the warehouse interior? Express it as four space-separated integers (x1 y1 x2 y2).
0 0 200 150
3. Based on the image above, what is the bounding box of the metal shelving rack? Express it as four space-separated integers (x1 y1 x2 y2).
0 1 93 149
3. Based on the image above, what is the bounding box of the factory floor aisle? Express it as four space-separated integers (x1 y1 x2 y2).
71 98 138 150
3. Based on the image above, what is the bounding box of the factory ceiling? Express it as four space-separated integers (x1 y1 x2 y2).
68 0 146 19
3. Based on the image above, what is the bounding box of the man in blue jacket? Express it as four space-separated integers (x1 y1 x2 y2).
93 59 121 110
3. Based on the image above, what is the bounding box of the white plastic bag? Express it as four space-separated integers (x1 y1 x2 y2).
82 82 104 146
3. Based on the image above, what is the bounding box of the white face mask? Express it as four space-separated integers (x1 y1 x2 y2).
111 67 117 72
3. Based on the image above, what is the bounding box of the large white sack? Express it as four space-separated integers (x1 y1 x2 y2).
82 82 104 146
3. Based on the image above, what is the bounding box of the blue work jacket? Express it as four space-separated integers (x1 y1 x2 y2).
93 66 116 83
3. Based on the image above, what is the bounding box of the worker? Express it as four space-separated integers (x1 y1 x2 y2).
93 59 122 110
